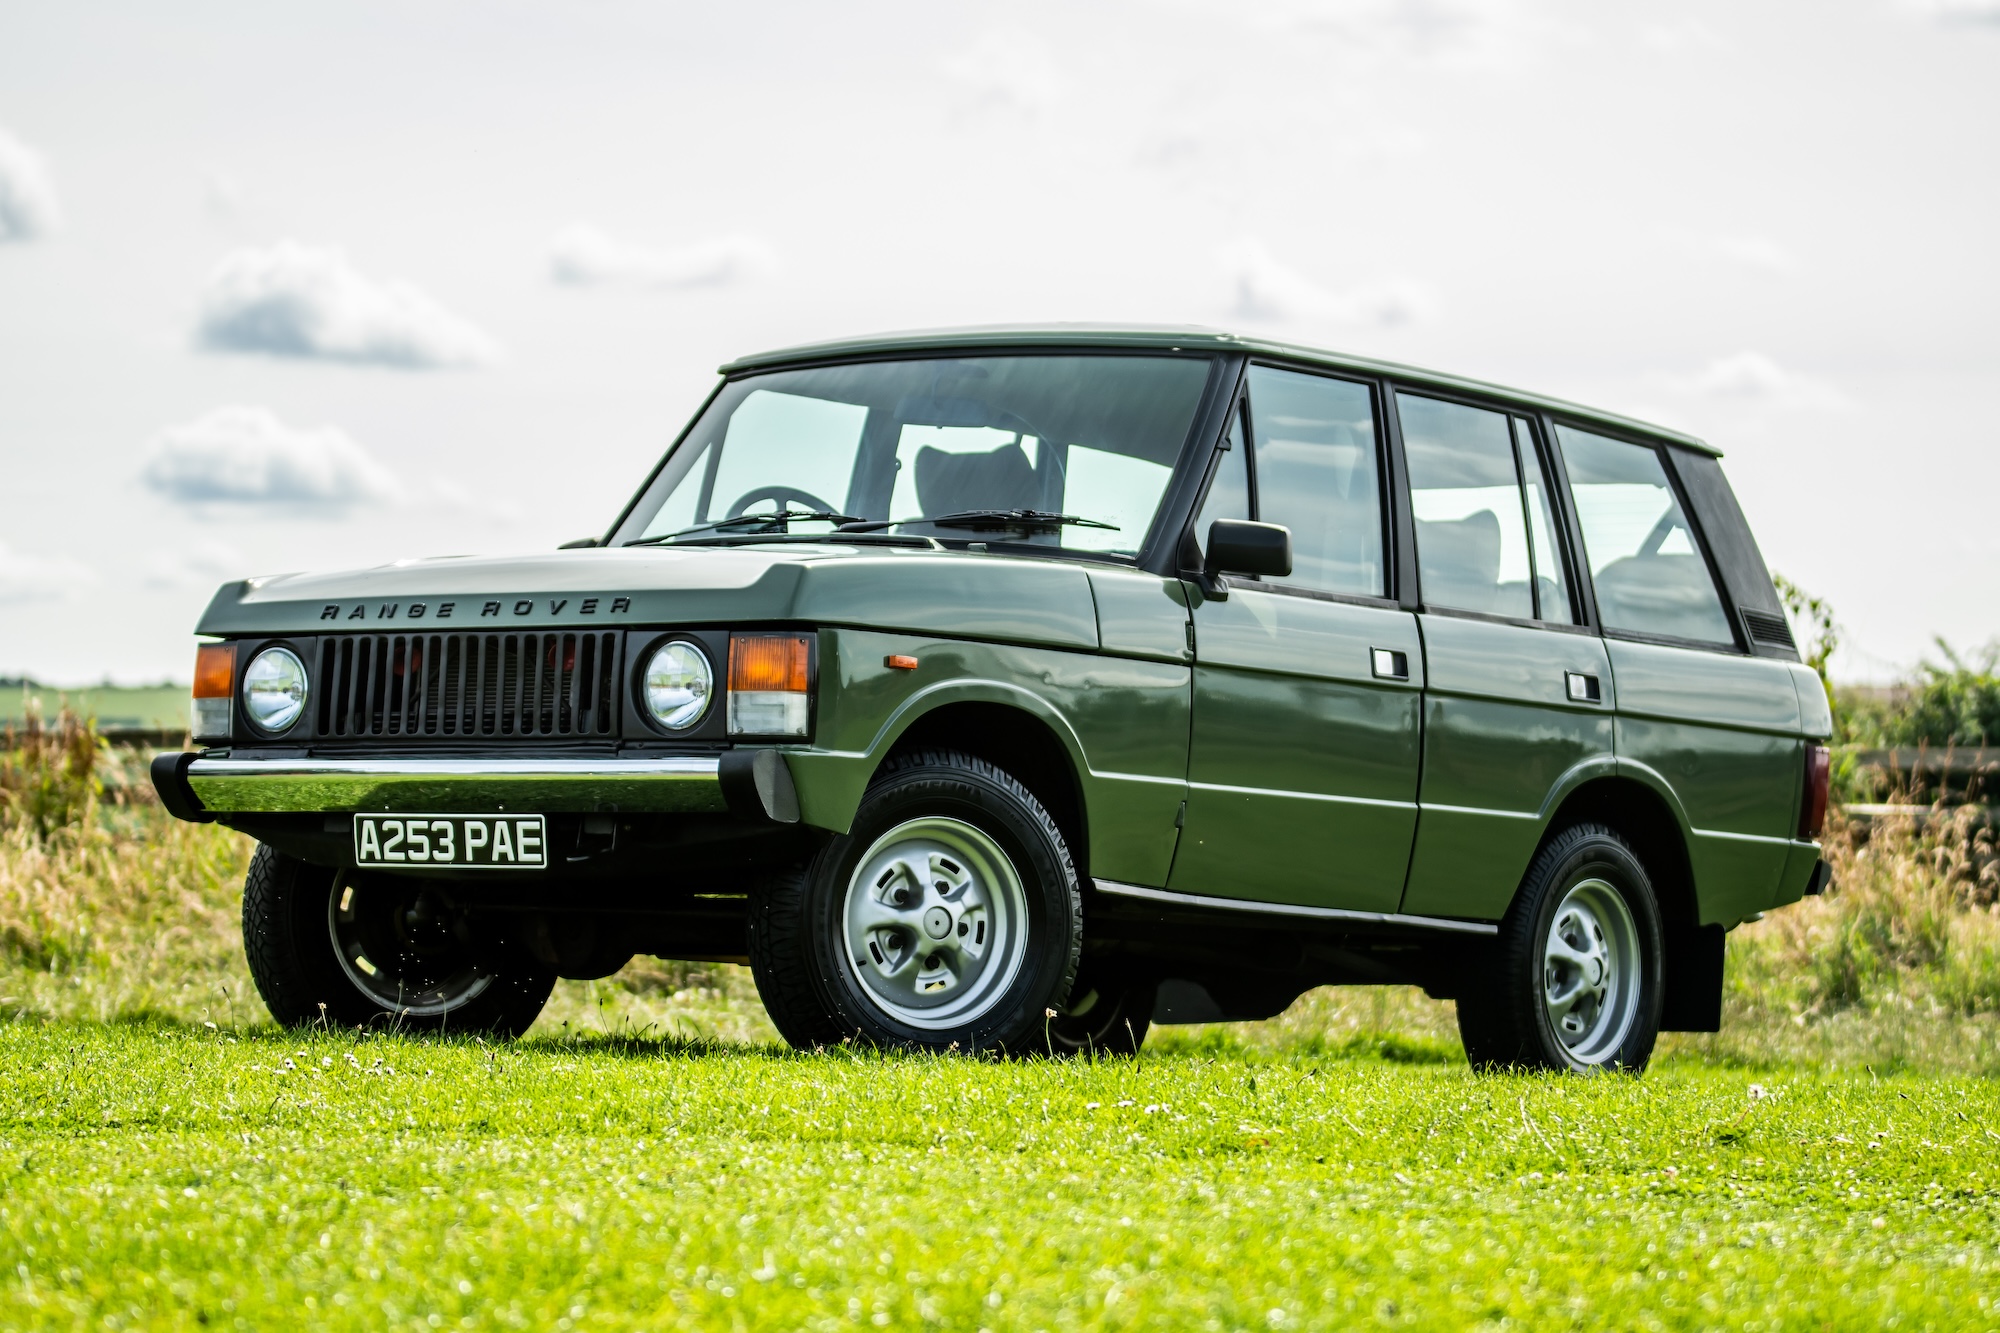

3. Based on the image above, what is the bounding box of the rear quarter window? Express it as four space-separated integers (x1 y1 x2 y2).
1556 426 1735 646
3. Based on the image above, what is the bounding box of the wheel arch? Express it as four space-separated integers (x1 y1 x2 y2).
1534 772 1699 931
878 698 1091 881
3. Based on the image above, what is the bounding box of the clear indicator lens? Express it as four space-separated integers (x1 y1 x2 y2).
644 642 712 730
242 647 308 734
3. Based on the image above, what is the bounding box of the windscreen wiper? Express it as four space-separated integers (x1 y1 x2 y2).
624 509 862 546
836 510 1119 534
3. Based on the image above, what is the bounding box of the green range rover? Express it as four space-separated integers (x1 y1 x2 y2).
151 326 1833 1072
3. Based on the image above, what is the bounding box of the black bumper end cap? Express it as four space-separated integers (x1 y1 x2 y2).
149 751 215 824
1804 858 1832 896
718 748 800 824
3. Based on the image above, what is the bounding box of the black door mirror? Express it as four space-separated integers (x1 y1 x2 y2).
1203 520 1291 597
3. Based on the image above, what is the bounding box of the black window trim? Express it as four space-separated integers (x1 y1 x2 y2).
1545 415 1748 656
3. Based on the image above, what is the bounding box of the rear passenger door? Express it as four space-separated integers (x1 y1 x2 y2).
1555 426 1803 925
1169 365 1424 913
1394 394 1616 921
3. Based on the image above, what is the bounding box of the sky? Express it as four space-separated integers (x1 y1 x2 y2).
1 0 1995 686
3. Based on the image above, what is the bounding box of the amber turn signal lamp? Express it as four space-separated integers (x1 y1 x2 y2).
193 644 236 698
885 655 919 671
191 643 238 743
727 634 811 736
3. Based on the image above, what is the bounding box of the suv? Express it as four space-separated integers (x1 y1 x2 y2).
152 326 1833 1071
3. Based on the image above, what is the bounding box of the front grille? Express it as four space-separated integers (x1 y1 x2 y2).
314 633 620 739
1741 609 1797 650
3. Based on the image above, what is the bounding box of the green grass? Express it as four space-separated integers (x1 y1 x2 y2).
3 1022 1998 1331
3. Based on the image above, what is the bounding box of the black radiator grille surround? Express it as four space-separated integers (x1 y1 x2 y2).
314 633 620 739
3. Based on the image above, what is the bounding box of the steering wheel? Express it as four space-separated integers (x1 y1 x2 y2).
725 485 839 519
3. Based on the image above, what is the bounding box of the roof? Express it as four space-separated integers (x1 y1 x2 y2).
719 323 1719 456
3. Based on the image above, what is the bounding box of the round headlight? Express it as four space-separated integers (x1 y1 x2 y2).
644 641 712 730
242 647 308 734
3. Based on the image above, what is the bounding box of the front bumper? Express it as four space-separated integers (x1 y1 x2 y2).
154 750 801 823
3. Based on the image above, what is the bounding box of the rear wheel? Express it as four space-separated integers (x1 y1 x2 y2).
1456 823 1663 1073
1046 961 1155 1056
748 750 1082 1053
241 843 555 1035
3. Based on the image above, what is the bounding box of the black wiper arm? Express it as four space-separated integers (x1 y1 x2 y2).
837 510 1119 534
624 509 862 546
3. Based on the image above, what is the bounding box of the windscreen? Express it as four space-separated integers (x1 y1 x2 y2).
611 354 1216 557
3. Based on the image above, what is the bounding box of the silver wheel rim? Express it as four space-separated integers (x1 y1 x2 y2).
1541 877 1641 1066
842 816 1030 1030
328 875 495 1017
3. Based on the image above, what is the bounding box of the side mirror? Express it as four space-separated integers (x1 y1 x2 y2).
558 537 603 549
1202 520 1291 598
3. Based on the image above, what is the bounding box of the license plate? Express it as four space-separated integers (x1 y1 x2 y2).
353 814 547 870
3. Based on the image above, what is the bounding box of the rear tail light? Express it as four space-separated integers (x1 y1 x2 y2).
191 643 237 743
728 633 811 737
1799 742 1831 840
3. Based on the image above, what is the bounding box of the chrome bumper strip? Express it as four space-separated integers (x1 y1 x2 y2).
1092 878 1499 936
185 754 727 814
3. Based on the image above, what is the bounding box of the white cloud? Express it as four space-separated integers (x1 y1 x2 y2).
547 225 776 290
1673 352 1850 410
941 30 1062 115
144 538 246 591
194 241 500 368
1904 0 2000 24
141 406 401 511
0 126 62 242
1220 236 1433 329
1660 228 1800 273
1151 0 1575 70
0 542 96 604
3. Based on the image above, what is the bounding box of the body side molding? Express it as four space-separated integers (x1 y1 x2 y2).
1093 878 1498 936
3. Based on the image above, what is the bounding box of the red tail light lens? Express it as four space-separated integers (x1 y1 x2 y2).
1799 743 1830 840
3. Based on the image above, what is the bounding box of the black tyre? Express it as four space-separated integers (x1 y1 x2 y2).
747 749 1083 1053
1046 961 1155 1057
1456 823 1663 1073
241 843 556 1036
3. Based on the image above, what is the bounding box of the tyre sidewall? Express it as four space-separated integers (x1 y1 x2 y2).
1521 831 1663 1072
243 843 555 1036
801 758 1081 1052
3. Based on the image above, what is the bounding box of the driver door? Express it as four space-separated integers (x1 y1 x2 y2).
1168 366 1424 913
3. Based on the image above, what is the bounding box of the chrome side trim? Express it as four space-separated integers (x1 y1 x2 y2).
186 754 726 815
1092 878 1499 937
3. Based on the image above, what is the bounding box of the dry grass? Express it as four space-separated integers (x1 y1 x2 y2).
4 727 1998 1071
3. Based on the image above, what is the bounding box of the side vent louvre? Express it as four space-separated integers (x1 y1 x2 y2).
1742 610 1796 650
313 633 620 739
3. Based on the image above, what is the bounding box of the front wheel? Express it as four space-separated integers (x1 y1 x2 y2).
241 844 556 1035
748 750 1083 1053
1456 823 1663 1073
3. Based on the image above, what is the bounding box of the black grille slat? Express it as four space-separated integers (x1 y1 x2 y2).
308 632 618 741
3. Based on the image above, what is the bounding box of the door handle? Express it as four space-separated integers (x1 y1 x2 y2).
1566 671 1602 703
1371 648 1409 681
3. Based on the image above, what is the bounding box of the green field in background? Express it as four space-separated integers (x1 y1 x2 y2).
2 682 186 731
1 1022 1995 1330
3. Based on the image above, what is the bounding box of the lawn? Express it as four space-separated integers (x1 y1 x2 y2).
3 1022 1997 1331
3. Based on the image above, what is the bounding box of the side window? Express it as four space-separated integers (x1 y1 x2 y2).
1244 366 1385 598
1514 417 1577 624
1556 426 1735 645
1398 394 1537 619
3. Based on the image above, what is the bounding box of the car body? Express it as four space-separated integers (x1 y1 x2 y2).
153 325 1834 1067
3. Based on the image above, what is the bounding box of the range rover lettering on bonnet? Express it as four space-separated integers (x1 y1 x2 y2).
315 597 633 620
152 325 1835 1071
